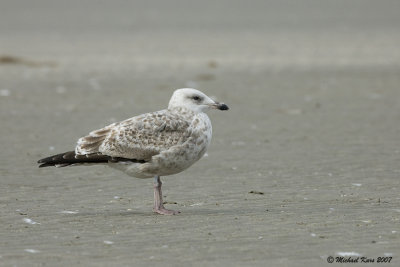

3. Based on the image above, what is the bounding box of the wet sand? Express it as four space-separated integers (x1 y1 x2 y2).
1 0 400 266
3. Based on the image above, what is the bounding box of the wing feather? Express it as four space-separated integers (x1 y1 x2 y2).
75 110 191 161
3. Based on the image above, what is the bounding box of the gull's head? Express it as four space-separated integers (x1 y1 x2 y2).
168 88 229 113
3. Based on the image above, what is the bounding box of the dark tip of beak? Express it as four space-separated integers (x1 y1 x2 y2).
218 103 229 110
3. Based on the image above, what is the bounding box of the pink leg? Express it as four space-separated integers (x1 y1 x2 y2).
153 176 180 215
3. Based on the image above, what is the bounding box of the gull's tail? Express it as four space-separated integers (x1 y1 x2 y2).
37 151 145 168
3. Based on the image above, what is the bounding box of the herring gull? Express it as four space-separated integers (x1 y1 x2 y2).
38 88 229 215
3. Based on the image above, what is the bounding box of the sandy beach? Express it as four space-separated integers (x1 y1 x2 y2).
1 0 400 266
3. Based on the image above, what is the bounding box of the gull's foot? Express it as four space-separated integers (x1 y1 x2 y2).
153 207 180 215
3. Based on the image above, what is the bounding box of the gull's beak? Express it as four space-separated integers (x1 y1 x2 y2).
210 102 229 111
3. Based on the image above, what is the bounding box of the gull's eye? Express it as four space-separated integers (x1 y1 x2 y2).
192 96 201 101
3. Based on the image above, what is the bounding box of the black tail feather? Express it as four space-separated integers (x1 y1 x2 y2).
37 151 145 168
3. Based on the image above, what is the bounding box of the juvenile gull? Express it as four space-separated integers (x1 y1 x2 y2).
38 88 229 215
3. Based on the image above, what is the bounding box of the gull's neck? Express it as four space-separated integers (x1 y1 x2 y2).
168 106 200 114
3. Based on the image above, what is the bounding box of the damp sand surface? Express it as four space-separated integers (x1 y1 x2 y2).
1 1 400 266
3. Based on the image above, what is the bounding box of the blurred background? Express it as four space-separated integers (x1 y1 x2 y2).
1 0 400 68
1 0 400 266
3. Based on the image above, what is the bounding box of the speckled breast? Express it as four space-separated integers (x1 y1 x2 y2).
142 112 212 177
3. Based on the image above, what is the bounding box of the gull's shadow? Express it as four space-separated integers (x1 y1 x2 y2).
62 206 274 218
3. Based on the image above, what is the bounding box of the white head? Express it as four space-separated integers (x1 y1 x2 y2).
168 88 229 113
